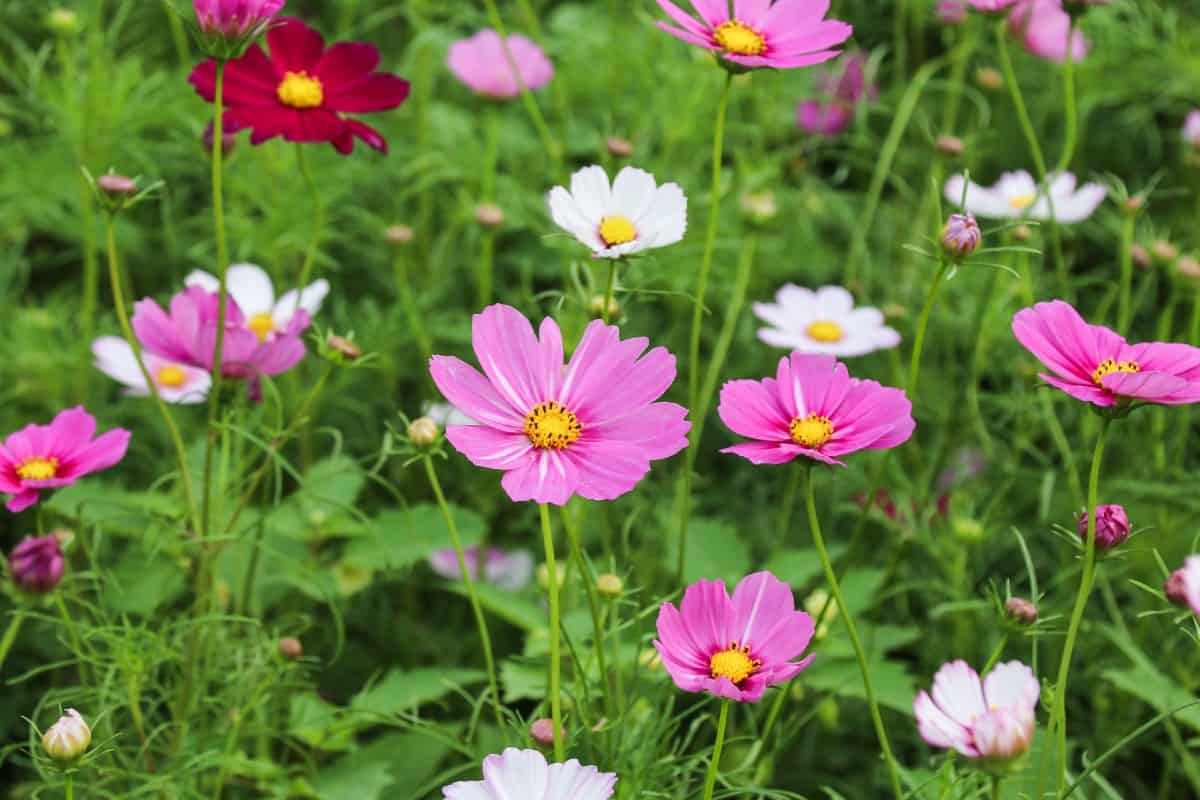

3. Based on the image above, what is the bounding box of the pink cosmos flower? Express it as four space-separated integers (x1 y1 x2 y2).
655 0 853 71
429 546 534 591
914 660 1040 762
132 286 309 383
430 304 690 506
718 353 915 467
92 337 213 404
1012 300 1200 407
796 50 875 138
937 1 970 23
193 0 284 40
0 407 131 513
1008 0 1089 63
448 30 553 99
968 0 1019 10
442 748 616 800
1184 111 1200 149
654 571 816 703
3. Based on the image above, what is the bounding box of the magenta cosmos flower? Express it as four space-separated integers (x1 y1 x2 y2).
718 353 915 466
914 660 1040 764
448 30 553 99
0 407 130 513
442 748 616 800
1008 0 1088 63
193 0 284 40
656 0 853 71
189 18 410 155
1012 300 1200 407
430 304 690 505
654 571 815 703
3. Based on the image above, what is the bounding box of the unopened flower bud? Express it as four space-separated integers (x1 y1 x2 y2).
97 174 137 196
606 136 634 158
1122 196 1144 216
935 134 965 158
739 191 778 223
530 718 561 749
588 294 620 320
475 203 505 228
638 647 662 670
41 710 91 763
595 573 623 597
1130 243 1150 269
326 334 362 361
816 697 840 729
936 1 968 24
1164 569 1189 607
46 9 81 36
1177 256 1200 283
408 417 440 447
975 67 1003 91
942 213 981 258
385 224 414 245
882 303 907 320
1005 597 1038 625
1078 504 1130 551
1151 240 1179 264
537 562 567 590
1012 224 1033 243
8 534 64 593
953 516 985 543
278 637 303 660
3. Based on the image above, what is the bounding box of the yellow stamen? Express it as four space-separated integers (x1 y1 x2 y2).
157 365 188 388
790 414 834 449
1008 193 1036 210
709 641 761 685
805 320 844 343
277 71 324 109
599 216 637 247
247 313 276 342
713 20 767 56
1091 358 1140 387
16 456 58 481
524 401 582 450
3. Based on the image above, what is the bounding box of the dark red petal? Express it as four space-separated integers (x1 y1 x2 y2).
323 73 410 113
280 108 346 143
189 60 219 101
191 46 282 108
313 42 380 89
268 17 326 74
345 119 388 153
332 127 355 155
225 106 292 145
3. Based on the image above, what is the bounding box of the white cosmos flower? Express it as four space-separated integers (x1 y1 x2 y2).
184 263 329 342
547 165 686 259
753 285 900 357
92 337 212 404
944 170 1106 223
442 748 616 800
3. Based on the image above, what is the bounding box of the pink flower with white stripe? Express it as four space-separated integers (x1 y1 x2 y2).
914 660 1040 764
429 304 690 506
442 748 616 800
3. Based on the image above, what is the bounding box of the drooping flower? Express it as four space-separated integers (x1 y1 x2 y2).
547 166 686 259
430 304 690 505
945 171 1105 223
92 337 212 404
185 263 328 342
42 709 91 763
193 0 284 41
654 571 815 703
655 0 853 71
1008 0 1089 64
1077 503 1130 550
752 285 900 357
442 748 616 800
429 546 534 591
1012 300 1200 407
796 50 876 138
189 17 410 154
718 353 914 466
448 29 553 99
7 533 65 593
914 660 1040 764
0 408 130 513
1184 111 1200 149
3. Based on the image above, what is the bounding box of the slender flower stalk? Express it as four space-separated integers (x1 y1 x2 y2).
804 466 904 799
908 258 951 394
0 614 23 676
1055 17 1078 174
1117 213 1136 331
562 508 614 719
478 109 499 307
539 503 565 760
392 248 433 369
296 145 325 291
602 261 617 325
425 458 505 730
701 700 730 800
481 0 561 165
55 592 89 684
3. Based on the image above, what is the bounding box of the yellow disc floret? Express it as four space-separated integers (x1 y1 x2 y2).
713 20 767 56
805 320 844 343
599 216 637 247
790 414 834 449
709 641 761 685
1008 193 1036 211
16 456 59 481
1091 358 1140 387
248 312 277 342
277 71 324 109
156 365 188 388
524 401 582 450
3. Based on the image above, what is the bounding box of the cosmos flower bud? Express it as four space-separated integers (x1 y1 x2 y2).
46 8 81 36
975 66 1003 91
1012 224 1033 243
8 534 65 593
385 224 414 246
1078 504 1130 551
1130 243 1150 269
1005 597 1038 625
935 134 965 158
1151 239 1179 264
588 295 620 320
529 718 560 749
1121 196 1144 216
97 174 138 196
193 0 284 43
475 203 505 228
41 710 91 763
595 573 623 597
942 213 981 258
1164 569 1189 607
739 191 778 224
537 562 567 591
278 637 303 660
408 417 440 447
326 335 362 362
1176 256 1200 284
606 136 634 158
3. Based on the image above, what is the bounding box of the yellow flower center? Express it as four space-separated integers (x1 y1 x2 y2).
16 456 59 481
790 414 834 449
713 20 766 55
709 641 761 685
805 320 844 343
247 313 276 342
157 365 188 388
599 216 637 247
1008 193 1036 210
277 71 324 109
1091 358 1140 387
524 401 582 450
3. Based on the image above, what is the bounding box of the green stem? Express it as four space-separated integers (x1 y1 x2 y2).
1117 213 1135 331
602 260 617 324
295 145 325 290
1055 18 1078 175
424 458 504 731
1053 417 1111 796
991 775 1001 800
941 25 976 133
804 467 903 799
538 503 566 761
65 774 74 800
907 260 950 394
776 458 804 542
562 509 614 720
701 700 730 800
55 592 89 684
982 634 1009 674
478 109 500 307
0 614 23 676
393 249 433 368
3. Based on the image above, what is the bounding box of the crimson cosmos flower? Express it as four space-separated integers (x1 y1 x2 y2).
189 17 410 155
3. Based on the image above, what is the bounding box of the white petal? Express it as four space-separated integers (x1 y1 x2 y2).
482 748 549 798
92 337 147 390
609 166 659 221
814 285 855 314
183 270 220 293
982 661 1040 712
914 689 974 755
1054 182 1107 223
442 781 494 800
636 183 688 248
930 659 987 727
545 759 617 800
225 263 276 316
568 165 612 223
548 186 604 253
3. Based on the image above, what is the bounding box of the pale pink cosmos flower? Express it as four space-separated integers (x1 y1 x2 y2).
429 546 534 591
1008 0 1089 63
92 337 212 404
442 748 616 800
937 1 970 23
945 170 1105 223
185 263 328 343
0 407 130 513
914 660 1040 762
448 30 553 99
429 304 690 506
1170 556 1200 616
1012 300 1200 407
655 0 853 71
1184 111 1200 149
193 0 284 40
797 50 875 138
654 571 815 703
752 285 900 357
967 0 1020 10
718 353 915 467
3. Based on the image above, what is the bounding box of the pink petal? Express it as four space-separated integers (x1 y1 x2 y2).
499 450 578 505
472 304 545 412
587 402 690 460
655 602 711 674
430 355 524 431
1039 372 1116 407
718 379 792 442
444 426 535 470
47 407 96 456
914 689 976 756
930 659 986 728
564 440 651 502
1102 371 1200 405
678 578 732 654
60 429 130 478
655 21 723 51
730 571 797 648
656 0 713 37
6 489 40 513
685 0 732 27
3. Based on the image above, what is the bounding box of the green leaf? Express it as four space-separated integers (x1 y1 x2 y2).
47 482 177 534
802 655 916 715
288 694 352 752
350 667 486 716
343 505 485 571
106 551 186 616
684 519 751 586
296 455 366 521
762 546 846 590
446 581 543 632
501 658 546 703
